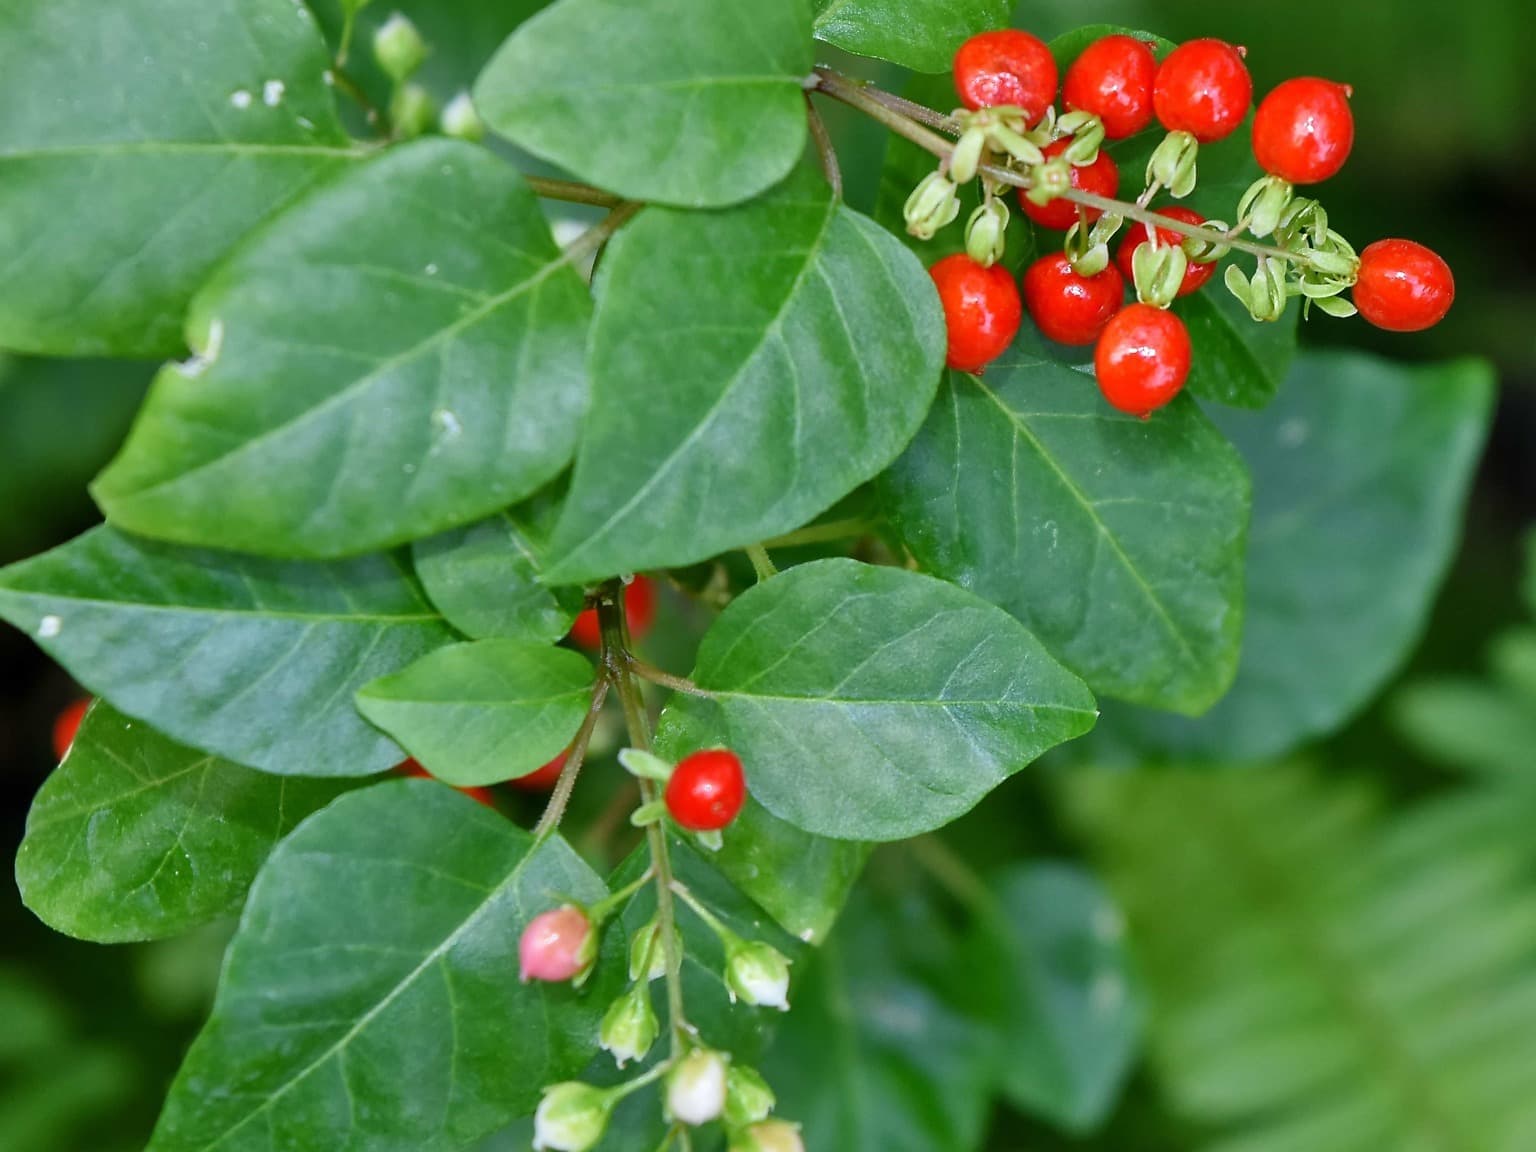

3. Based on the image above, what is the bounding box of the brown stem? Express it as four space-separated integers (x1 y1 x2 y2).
626 658 712 699
525 176 626 210
532 678 611 841
804 94 843 200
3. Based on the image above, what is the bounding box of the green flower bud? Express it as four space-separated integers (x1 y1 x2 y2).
725 940 792 1010
903 171 961 240
948 126 987 184
1131 240 1189 309
1238 174 1294 239
725 1064 777 1128
389 83 436 141
628 918 677 983
439 91 484 141
533 1082 614 1152
964 199 1009 267
599 984 658 1069
729 1119 806 1152
373 12 426 84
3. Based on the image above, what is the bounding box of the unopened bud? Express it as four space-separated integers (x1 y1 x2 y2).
520 904 596 984
1238 174 1294 239
725 941 791 1010
725 1064 777 1128
1131 240 1189 309
666 1048 729 1126
440 91 484 141
533 1082 613 1152
1147 130 1199 198
599 984 658 1068
1024 157 1071 207
373 12 426 83
948 126 987 184
390 82 436 140
903 171 960 240
729 1120 806 1152
964 199 1009 267
628 918 677 983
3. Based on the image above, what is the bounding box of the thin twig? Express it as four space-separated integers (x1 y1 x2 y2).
561 201 643 267
329 65 386 135
804 93 843 200
761 517 878 550
533 678 611 841
745 544 778 582
627 658 713 699
525 176 626 209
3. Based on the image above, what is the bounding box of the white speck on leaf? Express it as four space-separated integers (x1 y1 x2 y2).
230 89 253 109
431 409 462 440
179 318 223 378
1279 418 1309 447
424 263 439 276
38 615 62 638
263 80 286 107
798 928 816 943
322 69 336 86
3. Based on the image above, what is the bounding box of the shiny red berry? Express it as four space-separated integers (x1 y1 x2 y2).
1094 304 1192 417
953 29 1058 123
398 758 497 808
52 697 89 760
1062 34 1157 140
664 749 746 832
1022 253 1126 346
929 253 1022 373
1152 39 1251 143
569 575 656 651
1352 239 1455 332
1114 206 1217 297
1018 139 1120 232
1252 77 1354 184
511 753 566 792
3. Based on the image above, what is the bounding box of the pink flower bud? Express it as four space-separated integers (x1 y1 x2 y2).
520 905 594 983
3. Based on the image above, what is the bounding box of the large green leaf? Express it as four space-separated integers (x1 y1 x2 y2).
655 693 869 943
1095 352 1494 762
92 139 591 559
0 526 454 777
147 781 619 1152
412 488 582 643
765 886 993 1152
813 0 1009 72
474 0 813 208
356 640 596 787
544 169 946 583
688 559 1096 841
16 702 349 944
969 864 1142 1132
881 360 1250 715
0 0 356 358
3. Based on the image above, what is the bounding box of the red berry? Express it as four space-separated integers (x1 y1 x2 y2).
1094 304 1192 417
1022 253 1126 346
664 749 746 832
398 758 497 808
512 753 566 792
929 254 1022 373
1252 77 1354 184
1018 139 1120 232
1352 239 1455 333
953 29 1058 123
1152 39 1252 143
569 576 656 651
1114 206 1218 297
52 697 89 760
1062 34 1157 140
519 905 593 983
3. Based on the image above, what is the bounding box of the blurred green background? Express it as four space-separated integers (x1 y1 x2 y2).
1 0 1531 1149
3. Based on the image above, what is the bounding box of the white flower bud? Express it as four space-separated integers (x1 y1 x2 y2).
729 1119 806 1152
666 1048 729 1126
440 91 484 141
533 1082 612 1152
725 941 791 1011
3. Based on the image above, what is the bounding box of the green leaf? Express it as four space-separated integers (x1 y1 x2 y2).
147 781 619 1152
355 640 596 787
1095 352 1494 761
544 168 946 583
688 558 1096 841
91 138 591 559
16 702 350 943
1393 679 1536 779
412 488 582 643
813 0 1009 72
1067 765 1536 1152
0 526 454 777
1524 529 1536 618
0 0 356 358
655 693 869 943
881 362 1250 715
474 0 813 208
765 886 993 1152
970 864 1142 1132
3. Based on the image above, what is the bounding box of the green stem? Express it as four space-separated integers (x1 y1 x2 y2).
525 176 626 209
589 866 657 923
329 65 387 135
745 544 778 582
611 1056 674 1101
533 678 611 842
599 587 691 1056
907 835 995 918
811 66 1324 270
626 658 712 699
562 201 643 268
669 880 741 948
761 518 878 549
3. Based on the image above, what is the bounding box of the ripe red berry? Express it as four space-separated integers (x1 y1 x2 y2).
1094 304 1192 417
52 697 89 760
569 575 656 651
512 753 566 792
1018 139 1120 232
929 253 1022 373
1062 34 1157 140
953 29 1058 123
1252 77 1354 184
664 749 746 832
1352 239 1455 332
1022 253 1126 346
1152 39 1252 143
1114 206 1218 297
398 758 497 808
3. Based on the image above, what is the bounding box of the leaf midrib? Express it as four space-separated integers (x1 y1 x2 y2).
719 689 1092 712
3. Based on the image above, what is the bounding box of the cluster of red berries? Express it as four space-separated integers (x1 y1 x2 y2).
928 29 1455 417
